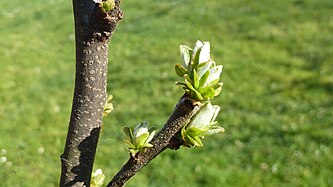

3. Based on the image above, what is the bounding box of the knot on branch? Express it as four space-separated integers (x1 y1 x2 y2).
90 0 123 42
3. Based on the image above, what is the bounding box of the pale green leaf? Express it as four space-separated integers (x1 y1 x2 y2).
179 45 192 68
135 132 149 146
197 60 213 79
193 40 204 55
192 48 201 70
198 42 210 64
199 70 210 88
133 121 149 138
205 126 225 135
213 84 222 97
146 130 156 144
204 65 222 87
91 169 105 187
138 143 153 149
189 102 220 129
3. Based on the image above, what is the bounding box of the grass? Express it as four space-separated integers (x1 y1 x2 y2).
0 0 332 186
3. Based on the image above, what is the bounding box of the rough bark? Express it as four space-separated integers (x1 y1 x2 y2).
60 0 122 186
107 95 201 187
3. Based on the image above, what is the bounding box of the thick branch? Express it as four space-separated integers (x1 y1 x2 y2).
60 0 122 186
107 95 201 187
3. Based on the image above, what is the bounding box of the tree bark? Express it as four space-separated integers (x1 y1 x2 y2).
60 1 122 186
107 95 201 187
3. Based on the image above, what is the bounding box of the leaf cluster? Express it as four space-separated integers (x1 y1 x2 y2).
181 102 224 147
175 41 223 101
123 121 156 157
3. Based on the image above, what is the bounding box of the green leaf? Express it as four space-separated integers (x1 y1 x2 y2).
175 64 188 77
91 169 105 187
187 135 203 147
188 102 220 129
192 90 204 101
183 74 192 83
193 69 199 89
185 79 195 90
139 143 153 149
101 0 115 12
123 127 133 141
179 45 192 68
186 135 197 146
133 121 149 138
199 86 216 100
135 132 149 146
205 125 225 135
192 48 201 70
146 131 155 143
185 79 203 100
193 136 204 147
205 65 222 86
193 40 204 56
207 78 220 87
103 94 114 117
212 83 223 97
129 149 139 156
124 140 136 149
181 125 188 140
186 126 207 137
197 60 213 79
199 70 210 88
198 42 210 64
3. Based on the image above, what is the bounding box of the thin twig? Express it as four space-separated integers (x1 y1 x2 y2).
106 95 201 187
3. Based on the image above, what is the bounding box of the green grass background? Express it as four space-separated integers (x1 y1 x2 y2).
1 0 332 186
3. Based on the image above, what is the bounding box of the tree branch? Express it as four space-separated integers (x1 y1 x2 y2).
107 95 201 187
60 1 122 186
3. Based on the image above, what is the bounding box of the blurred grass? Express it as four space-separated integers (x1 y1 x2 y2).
0 0 332 186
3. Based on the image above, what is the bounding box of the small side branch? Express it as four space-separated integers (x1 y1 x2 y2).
107 95 201 187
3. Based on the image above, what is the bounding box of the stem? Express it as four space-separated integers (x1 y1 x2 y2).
107 95 201 187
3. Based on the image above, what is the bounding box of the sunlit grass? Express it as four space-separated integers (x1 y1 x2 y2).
0 0 332 186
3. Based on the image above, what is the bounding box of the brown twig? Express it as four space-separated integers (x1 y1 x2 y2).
107 95 201 187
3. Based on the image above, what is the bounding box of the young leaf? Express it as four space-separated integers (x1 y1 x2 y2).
135 132 150 147
179 45 192 68
193 40 204 55
186 126 207 137
197 60 213 79
175 64 188 77
124 140 136 149
205 126 225 135
205 65 222 87
184 74 192 83
146 130 156 144
185 79 203 100
101 0 115 12
123 127 133 141
193 69 199 89
199 70 210 88
200 87 216 100
91 169 105 187
198 42 210 64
